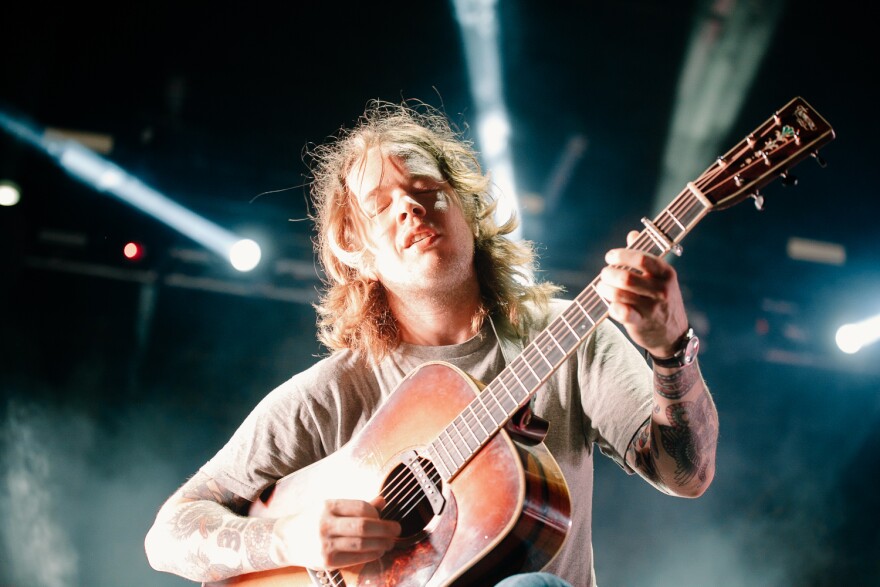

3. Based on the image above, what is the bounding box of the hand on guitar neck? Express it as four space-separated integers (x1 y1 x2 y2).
597 230 690 361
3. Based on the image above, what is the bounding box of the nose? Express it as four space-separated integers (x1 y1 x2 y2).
394 193 426 223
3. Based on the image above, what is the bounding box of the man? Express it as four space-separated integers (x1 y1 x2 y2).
145 100 718 586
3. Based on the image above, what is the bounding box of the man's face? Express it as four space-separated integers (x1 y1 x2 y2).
345 147 476 296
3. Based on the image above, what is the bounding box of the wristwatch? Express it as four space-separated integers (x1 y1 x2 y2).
650 327 700 368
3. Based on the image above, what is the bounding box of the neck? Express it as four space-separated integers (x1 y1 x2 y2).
386 279 483 347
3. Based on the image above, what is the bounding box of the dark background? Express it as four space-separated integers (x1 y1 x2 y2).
1 1 878 586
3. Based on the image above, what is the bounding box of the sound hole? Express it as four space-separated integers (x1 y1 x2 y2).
379 458 444 539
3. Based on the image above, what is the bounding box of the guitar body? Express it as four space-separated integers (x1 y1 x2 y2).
206 361 571 587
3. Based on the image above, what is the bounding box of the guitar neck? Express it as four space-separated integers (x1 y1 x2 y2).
424 96 835 482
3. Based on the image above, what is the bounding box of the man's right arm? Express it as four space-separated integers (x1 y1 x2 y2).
144 471 278 583
145 471 402 583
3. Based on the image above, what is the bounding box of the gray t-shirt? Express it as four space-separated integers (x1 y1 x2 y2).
201 300 653 586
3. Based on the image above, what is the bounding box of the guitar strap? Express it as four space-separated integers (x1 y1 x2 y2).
488 313 535 410
488 313 523 365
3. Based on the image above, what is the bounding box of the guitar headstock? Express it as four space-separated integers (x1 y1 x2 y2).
700 96 835 210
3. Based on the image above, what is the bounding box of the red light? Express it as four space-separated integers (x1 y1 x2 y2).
123 242 143 260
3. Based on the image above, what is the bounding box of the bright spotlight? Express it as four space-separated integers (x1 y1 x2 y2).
123 242 144 261
452 0 521 239
835 313 880 354
478 110 510 158
0 181 21 206
229 238 261 272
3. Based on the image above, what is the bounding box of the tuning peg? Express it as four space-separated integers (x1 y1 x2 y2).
780 171 798 187
811 150 827 168
751 192 765 211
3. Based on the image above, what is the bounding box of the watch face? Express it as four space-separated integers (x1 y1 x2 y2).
684 336 700 364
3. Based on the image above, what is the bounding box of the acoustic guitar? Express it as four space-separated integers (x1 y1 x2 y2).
206 96 835 587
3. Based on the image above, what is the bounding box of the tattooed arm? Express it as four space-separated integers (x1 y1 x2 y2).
598 231 719 498
625 361 718 497
144 471 276 582
144 470 401 582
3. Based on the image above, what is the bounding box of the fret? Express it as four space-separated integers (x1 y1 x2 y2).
431 438 456 477
495 376 522 410
442 428 466 463
589 283 609 311
532 343 553 369
568 307 593 336
545 329 566 356
507 365 531 402
558 313 579 340
520 354 543 382
466 403 490 436
486 383 513 421
573 298 597 326
640 217 673 255
426 444 451 479
451 416 480 454
665 206 687 233
473 394 500 428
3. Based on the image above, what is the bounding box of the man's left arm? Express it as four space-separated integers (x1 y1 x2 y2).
597 231 719 497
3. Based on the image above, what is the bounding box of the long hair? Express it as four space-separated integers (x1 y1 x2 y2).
309 100 561 361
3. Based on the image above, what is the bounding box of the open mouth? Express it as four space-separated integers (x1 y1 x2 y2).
406 230 437 248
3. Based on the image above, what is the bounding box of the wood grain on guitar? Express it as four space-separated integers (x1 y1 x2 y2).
204 97 834 587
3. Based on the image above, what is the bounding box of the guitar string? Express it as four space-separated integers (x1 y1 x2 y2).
386 462 443 522
380 459 443 523
378 460 440 523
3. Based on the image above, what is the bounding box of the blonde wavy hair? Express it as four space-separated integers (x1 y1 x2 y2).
309 100 561 361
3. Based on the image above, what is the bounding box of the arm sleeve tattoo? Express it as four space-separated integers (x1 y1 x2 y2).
626 361 718 495
152 472 278 582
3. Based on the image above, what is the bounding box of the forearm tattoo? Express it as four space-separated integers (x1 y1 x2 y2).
653 362 700 400
628 364 717 491
658 392 714 486
629 419 662 485
164 472 277 580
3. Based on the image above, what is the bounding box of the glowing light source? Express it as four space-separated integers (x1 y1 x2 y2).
229 238 262 272
835 313 880 354
123 242 144 260
0 181 21 206
478 110 510 158
452 0 521 239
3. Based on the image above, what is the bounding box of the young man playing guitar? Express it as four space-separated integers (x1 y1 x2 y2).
145 101 719 587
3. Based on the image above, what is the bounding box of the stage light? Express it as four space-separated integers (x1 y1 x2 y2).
0 180 20 206
452 0 521 239
229 238 261 272
835 313 880 354
123 242 144 261
478 110 510 158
